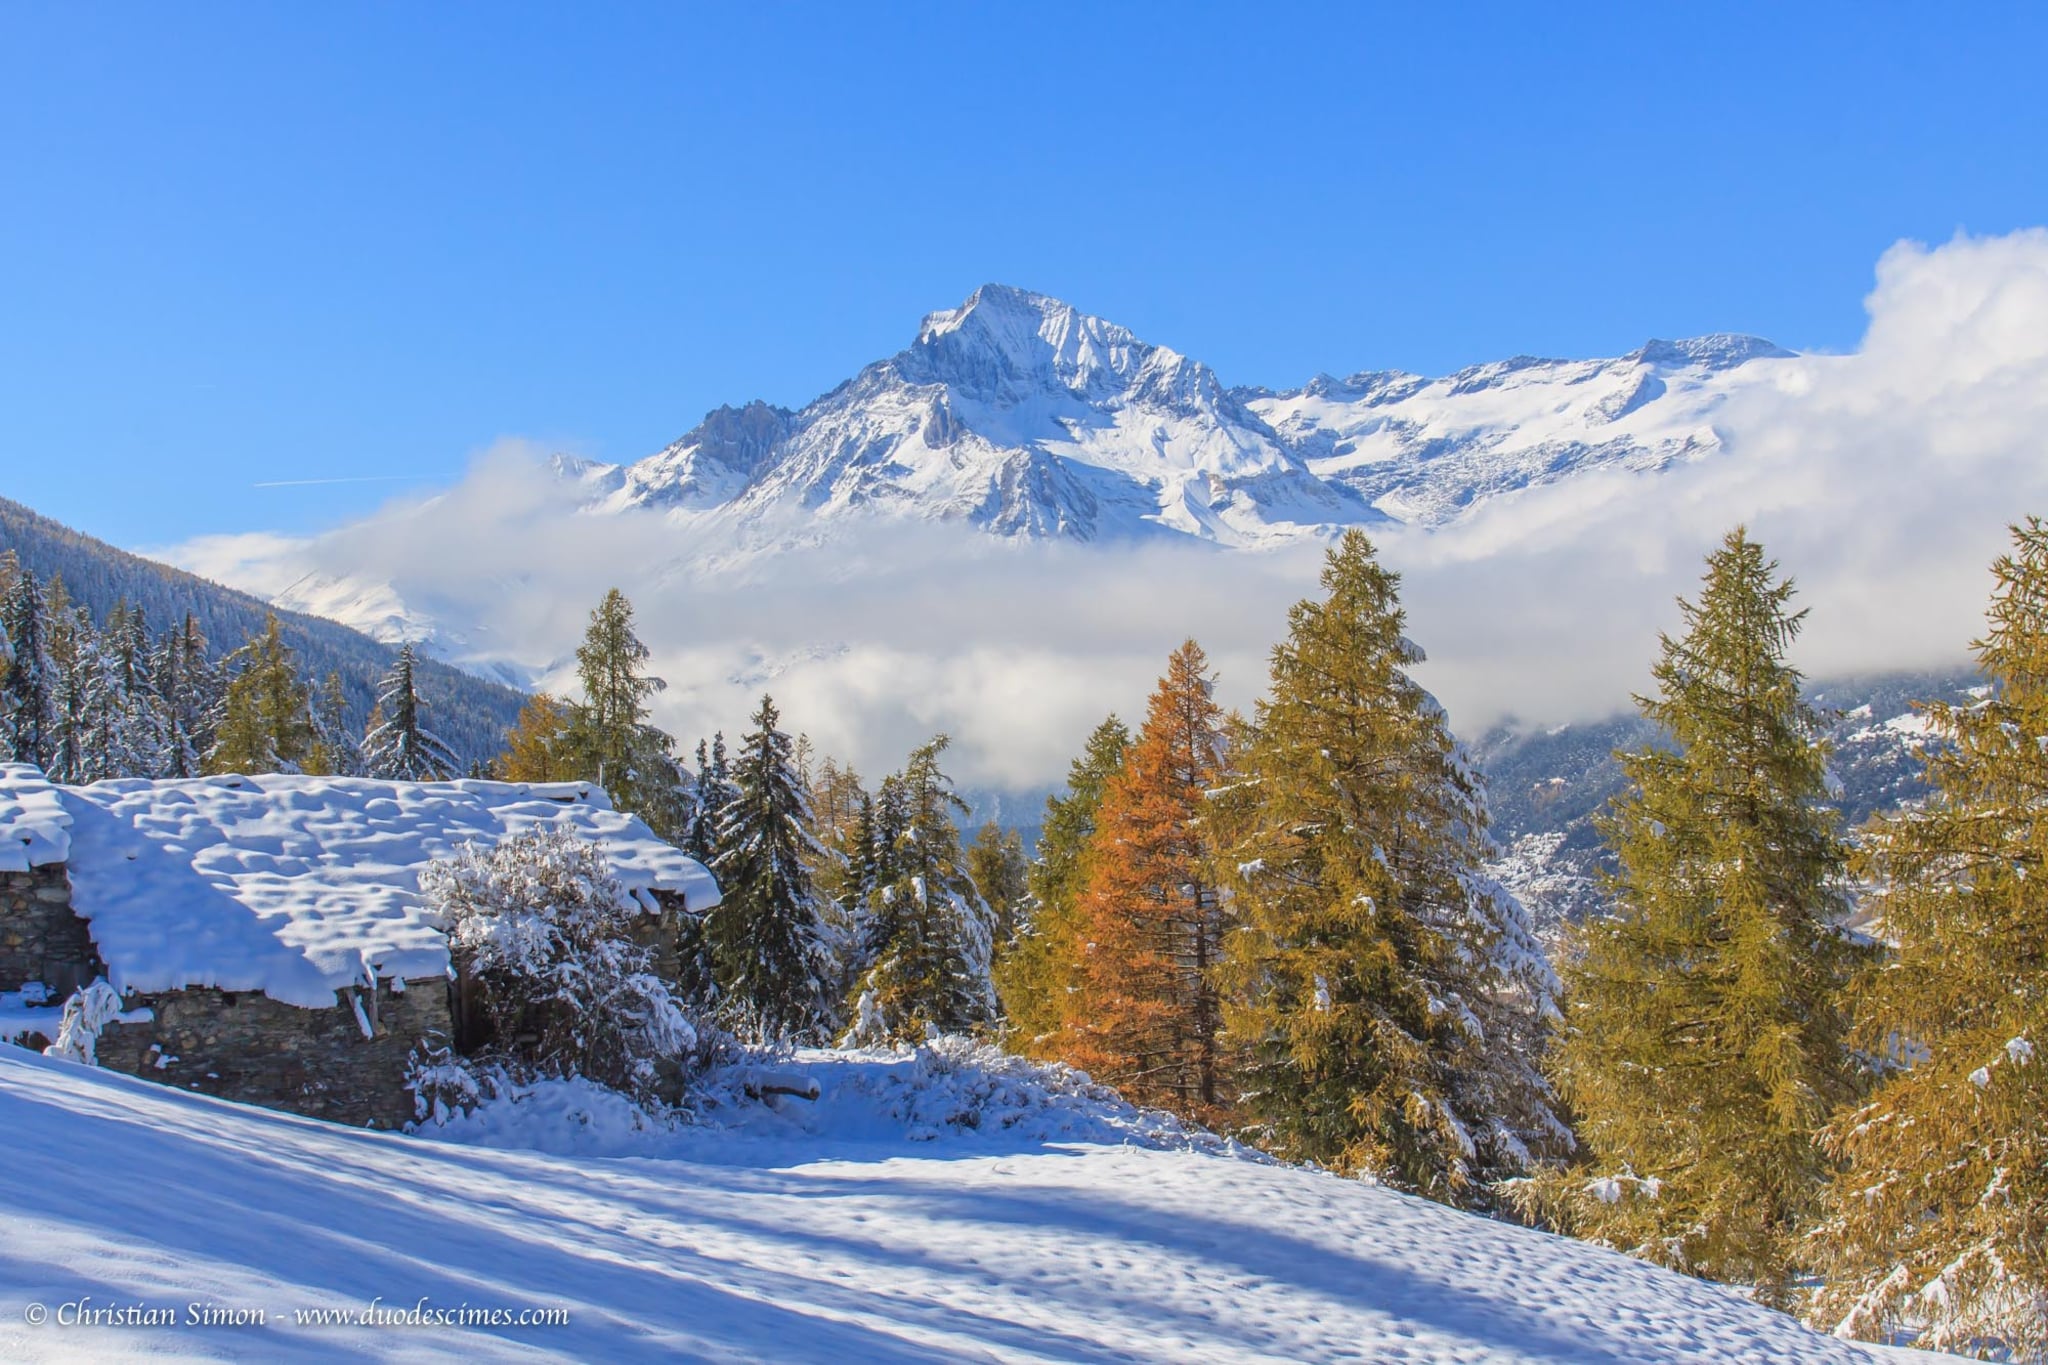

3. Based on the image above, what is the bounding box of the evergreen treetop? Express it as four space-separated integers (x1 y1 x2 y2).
207 613 316 776
1536 528 1864 1299
706 694 836 1041
363 643 458 782
1218 529 1563 1205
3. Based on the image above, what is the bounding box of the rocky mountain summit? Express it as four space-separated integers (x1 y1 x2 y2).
551 283 1798 552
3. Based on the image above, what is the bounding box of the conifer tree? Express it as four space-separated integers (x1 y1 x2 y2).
362 643 458 781
206 613 316 775
966 822 1030 943
804 756 872 998
1218 529 1564 1205
993 715 1129 1058
1533 528 1863 1299
1809 519 2048 1353
43 594 93 783
567 588 687 839
846 735 997 1040
684 734 738 864
1061 641 1232 1122
153 614 219 778
108 603 169 776
310 670 364 777
1 564 55 769
497 692 576 782
74 611 143 783
705 695 835 1040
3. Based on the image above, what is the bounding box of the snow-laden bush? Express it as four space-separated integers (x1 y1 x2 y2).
419 827 701 1107
47 980 125 1065
847 1032 1255 1153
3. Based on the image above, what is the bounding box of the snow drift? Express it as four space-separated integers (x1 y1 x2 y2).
0 1042 1922 1362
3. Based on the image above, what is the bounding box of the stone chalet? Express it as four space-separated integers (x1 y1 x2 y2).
0 764 720 1128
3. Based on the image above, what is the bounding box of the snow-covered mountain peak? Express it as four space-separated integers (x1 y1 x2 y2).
906 282 1209 410
556 296 1810 553
1631 333 1794 370
221 292 1812 666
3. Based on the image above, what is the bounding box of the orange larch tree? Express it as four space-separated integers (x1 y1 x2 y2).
1062 638 1232 1123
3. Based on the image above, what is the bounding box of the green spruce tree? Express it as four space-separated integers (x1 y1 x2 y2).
1809 518 2048 1353
362 643 458 781
846 735 996 1041
706 695 835 1041
966 822 1030 943
1533 528 1865 1300
1218 529 1564 1206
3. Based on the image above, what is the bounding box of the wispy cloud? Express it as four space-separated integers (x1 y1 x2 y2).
166 230 2048 792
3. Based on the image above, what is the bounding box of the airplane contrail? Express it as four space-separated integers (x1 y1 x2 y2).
251 475 420 489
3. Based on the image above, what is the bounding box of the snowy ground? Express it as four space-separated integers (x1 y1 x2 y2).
0 1042 1924 1363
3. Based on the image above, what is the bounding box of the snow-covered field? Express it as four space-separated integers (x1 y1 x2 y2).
1 1043 1920 1363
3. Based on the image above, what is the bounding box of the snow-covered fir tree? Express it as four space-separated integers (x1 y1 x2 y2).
1215 529 1566 1208
153 613 220 779
43 596 92 783
705 694 836 1041
310 670 365 777
684 733 738 866
106 603 171 778
0 563 55 767
844 735 998 1042
362 644 458 781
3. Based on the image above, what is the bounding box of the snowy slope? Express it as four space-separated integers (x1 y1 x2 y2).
1243 334 1794 526
0 1044 1920 1363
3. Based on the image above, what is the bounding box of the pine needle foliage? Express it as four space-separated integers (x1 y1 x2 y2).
1218 530 1564 1205
1809 518 2048 1354
1535 528 1865 1301
993 715 1129 1057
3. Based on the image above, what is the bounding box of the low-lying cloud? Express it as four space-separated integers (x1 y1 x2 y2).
165 230 2048 793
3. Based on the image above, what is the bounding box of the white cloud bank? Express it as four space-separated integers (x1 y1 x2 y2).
166 231 2048 792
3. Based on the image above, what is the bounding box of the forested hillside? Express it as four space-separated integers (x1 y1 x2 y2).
0 495 524 768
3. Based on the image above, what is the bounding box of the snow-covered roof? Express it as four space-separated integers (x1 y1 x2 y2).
0 764 720 1009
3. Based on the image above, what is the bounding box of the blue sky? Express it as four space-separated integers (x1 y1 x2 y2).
4 2 2044 547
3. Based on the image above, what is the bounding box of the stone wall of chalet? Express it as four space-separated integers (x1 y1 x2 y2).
95 977 454 1130
0 864 102 998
